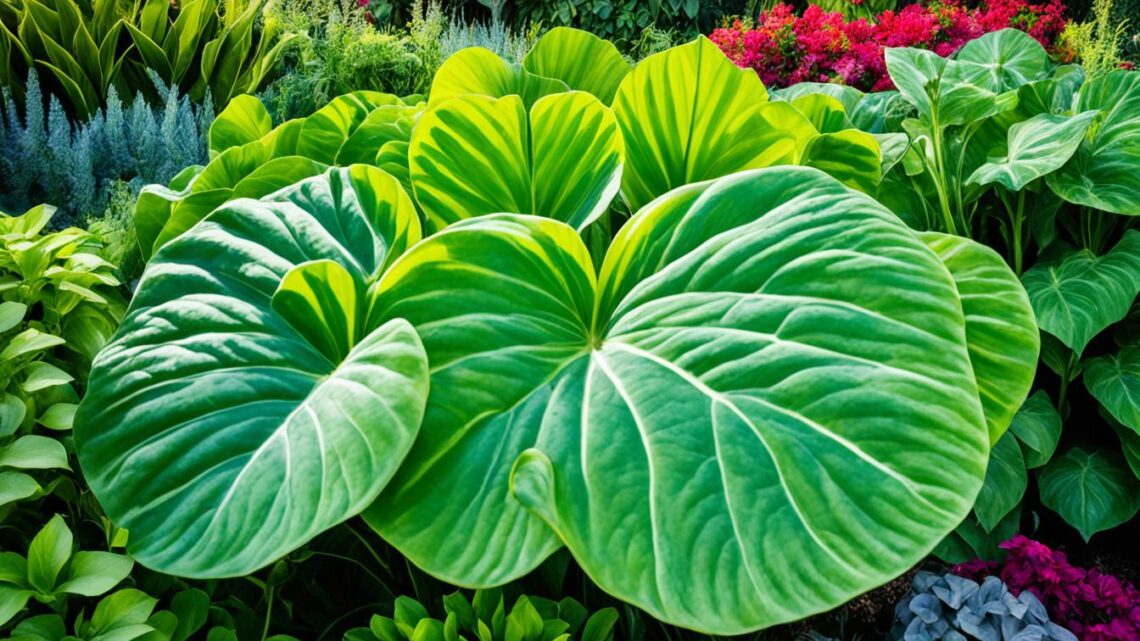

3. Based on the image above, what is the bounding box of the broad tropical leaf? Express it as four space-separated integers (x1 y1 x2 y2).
1039 448 1140 541
920 232 1039 443
1084 343 1140 435
1020 231 1140 354
428 47 568 109
801 130 882 194
75 167 430 577
522 27 630 104
296 92 403 164
612 36 802 212
209 94 272 156
367 167 994 634
967 111 1098 192
408 92 622 232
952 29 1051 94
1048 70 1140 215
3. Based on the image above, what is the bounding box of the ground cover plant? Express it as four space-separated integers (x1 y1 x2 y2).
2 1 1139 640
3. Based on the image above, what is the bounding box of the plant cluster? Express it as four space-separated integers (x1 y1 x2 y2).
64 23 1049 637
709 0 1069 90
346 589 618 641
0 71 212 228
0 0 297 119
889 571 1076 641
953 537 1140 641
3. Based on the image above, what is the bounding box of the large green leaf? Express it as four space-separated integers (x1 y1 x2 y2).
920 232 1039 443
408 92 622 232
1020 231 1140 354
612 36 803 212
1039 448 1140 540
428 47 569 109
75 167 430 577
522 27 630 105
952 29 1051 94
1084 343 1140 435
296 92 403 165
209 94 272 156
367 167 992 633
801 130 881 194
967 111 1098 192
1048 70 1140 215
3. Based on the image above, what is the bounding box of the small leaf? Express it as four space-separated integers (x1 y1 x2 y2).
579 608 619 641
973 431 1027 532
38 403 77 431
1039 448 1140 540
209 95 272 155
27 515 73 594
0 328 65 361
0 301 27 333
394 596 429 636
169 589 210 641
1084 344 1140 435
1008 391 1061 468
55 552 133 597
0 471 40 508
0 435 70 470
20 361 74 393
0 585 34 628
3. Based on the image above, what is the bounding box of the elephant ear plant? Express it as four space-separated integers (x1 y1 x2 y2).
77 28 1040 635
74 166 430 577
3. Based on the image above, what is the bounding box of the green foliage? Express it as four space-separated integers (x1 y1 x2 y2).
346 589 618 641
0 0 297 119
871 28 1140 549
510 0 745 48
0 71 212 227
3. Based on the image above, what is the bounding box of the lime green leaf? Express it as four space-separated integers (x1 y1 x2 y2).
55 552 133 597
20 361 74 393
0 471 39 508
1009 391 1062 468
37 402 76 431
522 27 631 104
801 130 881 194
209 95 272 156
973 431 1027 531
370 167 991 633
1039 448 1140 540
612 36 802 212
408 92 622 232
1048 70 1140 215
1021 231 1140 354
920 232 1039 443
1084 343 1140 435
968 111 1098 192
0 585 34 628
271 260 364 363
88 589 157 636
0 328 65 361
428 47 568 109
27 515 72 594
789 94 854 133
0 435 69 470
296 92 403 164
75 167 429 578
0 394 27 438
0 301 27 333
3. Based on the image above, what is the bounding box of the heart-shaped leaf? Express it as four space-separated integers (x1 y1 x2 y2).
1048 70 1140 215
408 92 622 232
1021 231 1140 354
967 111 1098 192
612 36 803 212
522 27 630 104
367 167 997 633
75 167 430 577
1039 448 1140 541
1084 343 1140 435
1009 391 1062 468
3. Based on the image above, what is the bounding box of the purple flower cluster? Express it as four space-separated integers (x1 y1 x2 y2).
953 536 1140 641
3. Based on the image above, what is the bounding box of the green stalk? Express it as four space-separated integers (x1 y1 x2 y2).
1012 190 1026 275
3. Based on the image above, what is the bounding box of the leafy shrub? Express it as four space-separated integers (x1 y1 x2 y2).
889 571 1077 641
511 0 746 47
345 589 618 641
0 0 297 119
0 71 212 228
258 0 435 121
953 537 1140 641
709 0 1069 90
76 27 1040 636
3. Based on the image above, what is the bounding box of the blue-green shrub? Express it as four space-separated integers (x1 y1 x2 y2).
0 71 212 227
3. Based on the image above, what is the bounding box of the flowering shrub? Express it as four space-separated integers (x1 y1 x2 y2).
953 536 1140 641
709 0 1068 90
